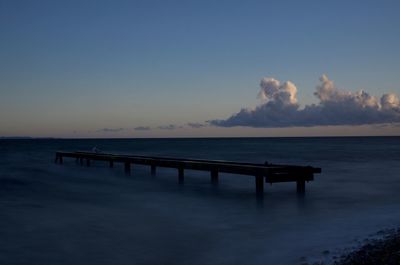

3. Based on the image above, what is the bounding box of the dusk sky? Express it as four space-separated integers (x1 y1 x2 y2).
1 0 400 137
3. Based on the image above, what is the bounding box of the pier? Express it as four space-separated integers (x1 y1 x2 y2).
55 151 321 197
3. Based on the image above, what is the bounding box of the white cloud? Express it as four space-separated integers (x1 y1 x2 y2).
258 77 298 105
210 75 400 127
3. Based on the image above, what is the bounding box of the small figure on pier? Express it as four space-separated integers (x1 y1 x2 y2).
92 146 102 153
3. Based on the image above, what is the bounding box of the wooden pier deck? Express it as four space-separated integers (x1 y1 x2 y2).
55 151 321 197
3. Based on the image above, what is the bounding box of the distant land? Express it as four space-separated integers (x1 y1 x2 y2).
0 136 55 140
0 135 399 140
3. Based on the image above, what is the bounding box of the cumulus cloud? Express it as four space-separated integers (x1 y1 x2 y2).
210 75 400 127
187 122 207 128
134 126 151 131
258 77 298 106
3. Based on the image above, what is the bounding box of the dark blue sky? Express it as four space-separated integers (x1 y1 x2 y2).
1 0 400 137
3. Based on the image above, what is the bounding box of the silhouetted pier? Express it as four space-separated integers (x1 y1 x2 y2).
55 151 321 197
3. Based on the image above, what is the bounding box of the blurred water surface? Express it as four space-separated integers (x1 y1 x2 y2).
1 137 400 265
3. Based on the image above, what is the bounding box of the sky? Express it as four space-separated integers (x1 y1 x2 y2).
1 0 400 138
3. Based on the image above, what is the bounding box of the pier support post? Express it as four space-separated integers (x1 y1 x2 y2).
151 165 156 176
211 170 219 185
86 159 90 167
255 175 264 198
124 162 131 175
109 160 114 168
79 158 83 166
297 180 305 194
178 167 184 184
54 154 62 164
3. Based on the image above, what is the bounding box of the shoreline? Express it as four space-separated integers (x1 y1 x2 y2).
331 228 400 265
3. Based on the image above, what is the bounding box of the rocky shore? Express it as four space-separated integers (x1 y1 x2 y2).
333 228 400 265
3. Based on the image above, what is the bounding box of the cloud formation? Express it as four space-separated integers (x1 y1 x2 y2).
158 124 179 130
134 126 151 131
210 75 400 127
187 122 207 128
97 128 126 133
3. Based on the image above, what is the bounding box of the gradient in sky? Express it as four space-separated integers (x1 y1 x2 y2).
1 0 400 137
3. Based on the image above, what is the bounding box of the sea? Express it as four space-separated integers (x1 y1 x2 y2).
1 137 400 265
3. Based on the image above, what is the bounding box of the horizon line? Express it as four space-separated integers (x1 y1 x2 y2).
1 135 400 140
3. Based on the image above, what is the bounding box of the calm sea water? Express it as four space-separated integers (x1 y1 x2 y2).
1 137 400 265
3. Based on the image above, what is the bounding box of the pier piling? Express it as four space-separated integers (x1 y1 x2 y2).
178 167 184 184
211 170 219 185
297 180 305 194
255 175 264 198
124 162 131 175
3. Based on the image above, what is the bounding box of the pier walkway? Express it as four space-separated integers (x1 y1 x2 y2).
55 151 321 197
